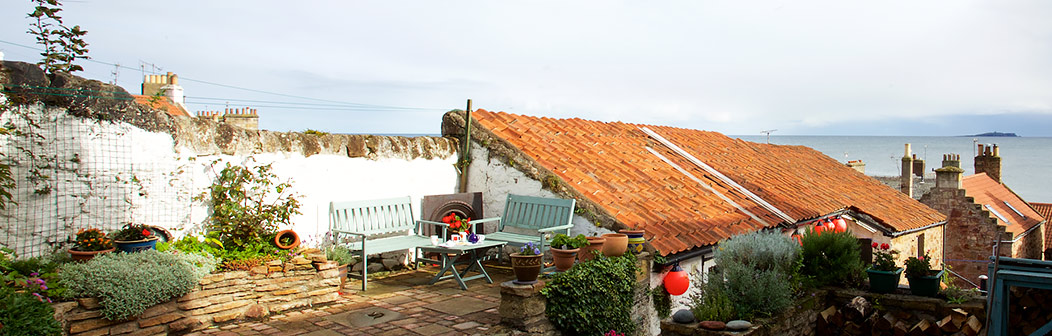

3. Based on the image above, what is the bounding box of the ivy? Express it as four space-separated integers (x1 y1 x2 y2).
541 254 639 335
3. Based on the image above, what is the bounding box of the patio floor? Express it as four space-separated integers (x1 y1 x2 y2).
185 262 520 336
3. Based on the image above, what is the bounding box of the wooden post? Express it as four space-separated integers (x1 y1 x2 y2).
458 99 473 193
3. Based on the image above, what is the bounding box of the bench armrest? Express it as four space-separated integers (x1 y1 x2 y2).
537 224 574 233
468 217 501 225
414 220 449 239
417 219 448 227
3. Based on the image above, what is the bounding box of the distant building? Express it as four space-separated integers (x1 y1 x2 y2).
919 145 1046 287
133 72 190 117
196 108 259 130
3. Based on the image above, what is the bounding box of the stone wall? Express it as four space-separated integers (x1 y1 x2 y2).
0 61 460 257
660 288 986 336
51 257 342 335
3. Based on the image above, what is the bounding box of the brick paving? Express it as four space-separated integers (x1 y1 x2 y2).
185 263 515 336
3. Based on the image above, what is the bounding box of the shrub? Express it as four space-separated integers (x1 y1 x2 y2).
700 231 800 320
799 229 864 287
326 245 356 266
689 273 736 322
652 284 672 319
541 254 638 335
197 161 301 250
60 250 216 320
0 287 61 336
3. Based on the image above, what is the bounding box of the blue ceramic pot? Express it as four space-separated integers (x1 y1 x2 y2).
115 236 158 253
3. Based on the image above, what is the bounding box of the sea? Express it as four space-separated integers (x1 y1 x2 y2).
732 135 1052 203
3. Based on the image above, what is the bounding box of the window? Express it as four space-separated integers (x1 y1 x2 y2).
1004 201 1026 218
917 233 925 259
985 204 1011 224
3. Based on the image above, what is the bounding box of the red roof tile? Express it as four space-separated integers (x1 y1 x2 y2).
1033 202 1052 249
473 110 946 255
132 95 190 117
962 173 1044 239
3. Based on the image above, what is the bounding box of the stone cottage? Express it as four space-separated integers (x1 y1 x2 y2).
920 146 1046 286
443 109 947 309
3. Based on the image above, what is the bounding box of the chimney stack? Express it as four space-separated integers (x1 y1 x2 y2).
911 154 925 177
901 143 914 197
935 154 964 190
974 143 1002 183
846 160 866 174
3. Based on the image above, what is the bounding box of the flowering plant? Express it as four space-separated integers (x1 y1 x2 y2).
442 212 471 235
112 223 154 241
518 242 542 256
605 331 625 336
904 252 933 278
73 228 112 251
870 242 899 272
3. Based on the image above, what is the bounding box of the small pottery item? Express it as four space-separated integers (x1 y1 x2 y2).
274 230 300 250
579 236 605 262
114 236 159 253
620 229 646 253
68 247 115 262
551 248 579 272
866 268 903 294
601 233 628 257
510 253 543 284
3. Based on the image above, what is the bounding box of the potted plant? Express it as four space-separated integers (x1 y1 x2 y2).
866 242 902 294
511 242 543 284
326 245 356 291
580 236 606 262
112 223 159 253
550 234 588 272
905 252 943 297
442 212 472 243
68 228 115 261
274 229 300 250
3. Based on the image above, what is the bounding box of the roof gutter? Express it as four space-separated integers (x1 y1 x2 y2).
1003 220 1045 243
654 245 715 273
888 220 947 237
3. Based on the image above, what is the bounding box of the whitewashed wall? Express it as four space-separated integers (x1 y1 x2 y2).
0 105 458 256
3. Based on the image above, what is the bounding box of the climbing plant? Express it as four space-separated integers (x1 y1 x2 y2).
26 0 90 74
541 254 639 335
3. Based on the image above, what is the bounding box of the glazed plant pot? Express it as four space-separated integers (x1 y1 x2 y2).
601 233 628 257
337 264 350 291
620 229 646 254
68 247 115 262
114 236 159 253
551 248 579 272
511 253 543 285
907 269 945 297
866 268 903 294
275 229 301 250
579 237 605 262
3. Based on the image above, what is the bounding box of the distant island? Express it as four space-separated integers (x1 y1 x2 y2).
972 132 1019 137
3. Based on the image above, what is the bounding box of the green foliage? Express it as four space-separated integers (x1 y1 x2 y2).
799 229 864 287
904 253 932 279
702 231 801 320
168 235 281 271
550 233 588 250
541 254 639 336
0 288 61 336
26 0 90 74
326 245 356 266
111 223 153 241
197 161 301 250
303 129 329 136
942 285 980 304
1 251 69 302
870 242 899 271
60 250 215 320
690 273 736 322
652 284 672 319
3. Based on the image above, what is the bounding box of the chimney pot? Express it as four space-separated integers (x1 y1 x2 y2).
993 144 999 157
904 143 912 158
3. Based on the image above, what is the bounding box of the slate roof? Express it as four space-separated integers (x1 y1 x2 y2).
473 110 946 255
132 95 190 117
962 173 1045 239
1033 202 1052 249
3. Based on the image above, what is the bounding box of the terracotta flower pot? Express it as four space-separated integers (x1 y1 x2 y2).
601 233 628 257
275 230 300 250
114 236 159 253
510 253 544 285
337 264 349 291
579 237 605 262
620 229 646 254
68 247 115 262
551 248 579 272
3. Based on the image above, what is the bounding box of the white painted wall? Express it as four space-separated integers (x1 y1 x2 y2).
0 105 458 256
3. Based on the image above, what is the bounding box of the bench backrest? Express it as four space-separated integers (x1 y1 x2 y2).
330 196 417 236
500 194 576 232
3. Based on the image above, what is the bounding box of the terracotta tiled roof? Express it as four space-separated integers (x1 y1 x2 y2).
962 173 1044 239
472 110 946 255
1033 202 1052 249
132 95 190 117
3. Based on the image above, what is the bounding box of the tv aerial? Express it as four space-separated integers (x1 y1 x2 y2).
760 129 777 144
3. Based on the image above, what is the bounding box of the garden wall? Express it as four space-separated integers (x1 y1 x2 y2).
51 256 342 335
0 61 460 257
660 288 986 336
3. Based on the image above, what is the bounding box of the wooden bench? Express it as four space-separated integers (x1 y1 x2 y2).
329 196 446 291
471 194 576 264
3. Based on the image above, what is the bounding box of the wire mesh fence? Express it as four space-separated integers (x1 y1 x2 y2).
0 106 193 257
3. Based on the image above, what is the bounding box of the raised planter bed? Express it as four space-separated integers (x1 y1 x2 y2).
52 257 343 335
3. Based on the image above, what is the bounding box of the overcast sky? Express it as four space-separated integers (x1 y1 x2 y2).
2 1 1052 136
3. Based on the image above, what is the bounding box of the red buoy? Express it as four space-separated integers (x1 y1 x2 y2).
664 264 690 296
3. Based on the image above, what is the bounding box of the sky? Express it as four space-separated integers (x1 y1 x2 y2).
2 1 1052 136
